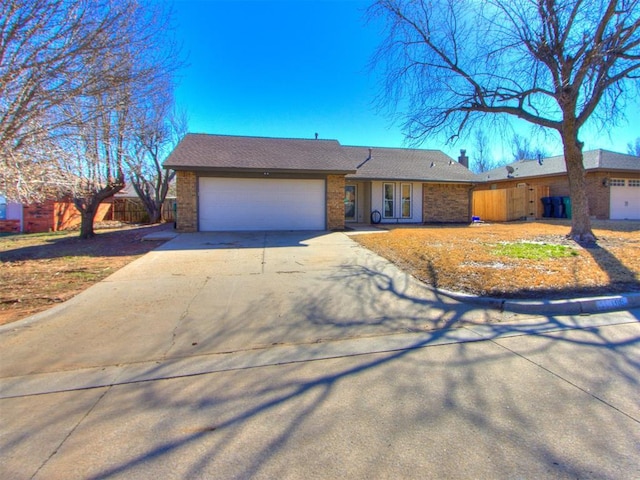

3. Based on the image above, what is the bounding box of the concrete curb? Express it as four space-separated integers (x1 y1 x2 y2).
439 289 640 316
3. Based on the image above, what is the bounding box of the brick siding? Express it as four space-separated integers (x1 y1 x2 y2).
423 183 471 223
0 220 20 233
175 171 198 232
326 175 346 230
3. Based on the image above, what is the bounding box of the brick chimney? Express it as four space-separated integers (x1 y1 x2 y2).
458 149 469 168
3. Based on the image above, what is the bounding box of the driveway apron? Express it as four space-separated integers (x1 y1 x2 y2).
0 231 496 377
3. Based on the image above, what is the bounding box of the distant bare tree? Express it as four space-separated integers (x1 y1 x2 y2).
512 134 548 162
471 129 496 173
370 0 640 243
127 97 187 224
628 137 640 156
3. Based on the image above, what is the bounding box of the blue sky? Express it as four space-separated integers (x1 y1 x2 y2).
171 0 640 162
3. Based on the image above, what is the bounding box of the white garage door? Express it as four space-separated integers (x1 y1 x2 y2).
199 177 326 231
610 179 640 220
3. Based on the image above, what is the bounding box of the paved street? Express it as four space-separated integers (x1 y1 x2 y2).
1 231 639 479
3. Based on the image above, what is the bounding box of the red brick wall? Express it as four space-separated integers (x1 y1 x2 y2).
19 200 113 233
0 220 20 233
23 202 55 233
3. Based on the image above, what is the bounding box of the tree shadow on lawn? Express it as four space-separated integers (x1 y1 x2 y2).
0 224 171 262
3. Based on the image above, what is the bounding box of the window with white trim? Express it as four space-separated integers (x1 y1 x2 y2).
629 179 640 187
383 183 394 218
610 179 625 187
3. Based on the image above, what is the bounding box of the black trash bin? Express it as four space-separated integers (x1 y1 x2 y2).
541 197 553 217
551 196 564 218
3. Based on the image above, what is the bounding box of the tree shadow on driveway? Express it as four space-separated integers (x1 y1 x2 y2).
13 309 639 479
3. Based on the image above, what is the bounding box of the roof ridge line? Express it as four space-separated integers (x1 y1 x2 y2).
185 132 341 143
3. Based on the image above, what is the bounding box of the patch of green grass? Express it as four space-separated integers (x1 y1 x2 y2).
492 242 579 260
63 270 102 280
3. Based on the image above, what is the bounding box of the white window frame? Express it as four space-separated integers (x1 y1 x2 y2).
383 183 395 218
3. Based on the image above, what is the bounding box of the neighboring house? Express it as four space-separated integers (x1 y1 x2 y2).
0 195 112 233
164 133 476 232
477 150 640 220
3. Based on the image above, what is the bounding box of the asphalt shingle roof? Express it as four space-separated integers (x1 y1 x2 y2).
481 149 640 181
343 146 477 183
164 133 355 173
164 133 478 183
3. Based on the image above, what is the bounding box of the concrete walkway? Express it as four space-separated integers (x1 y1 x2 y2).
1 231 639 479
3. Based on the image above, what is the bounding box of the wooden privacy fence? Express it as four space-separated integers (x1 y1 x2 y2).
112 198 176 223
472 185 550 222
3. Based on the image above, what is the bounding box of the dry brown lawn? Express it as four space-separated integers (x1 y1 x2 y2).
354 220 640 299
0 223 171 325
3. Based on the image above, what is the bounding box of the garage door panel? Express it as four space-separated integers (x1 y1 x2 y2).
199 178 325 231
610 180 640 220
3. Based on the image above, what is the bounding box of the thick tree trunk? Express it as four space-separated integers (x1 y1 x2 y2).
79 205 99 239
561 123 596 244
74 181 125 239
148 203 162 224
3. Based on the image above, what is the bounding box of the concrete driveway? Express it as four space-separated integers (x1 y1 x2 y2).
0 230 498 378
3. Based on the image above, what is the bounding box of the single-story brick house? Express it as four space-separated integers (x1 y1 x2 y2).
163 133 477 232
476 150 640 220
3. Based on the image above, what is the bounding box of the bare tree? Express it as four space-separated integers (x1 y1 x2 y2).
628 137 640 156
370 0 640 242
472 129 497 173
53 0 180 239
62 88 130 239
511 134 548 162
127 98 187 224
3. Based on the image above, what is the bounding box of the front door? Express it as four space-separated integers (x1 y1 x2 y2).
345 185 357 222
